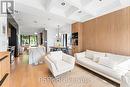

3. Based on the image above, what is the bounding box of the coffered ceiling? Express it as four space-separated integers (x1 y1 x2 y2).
13 0 130 34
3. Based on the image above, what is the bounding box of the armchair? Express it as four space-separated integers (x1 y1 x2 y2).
45 51 75 77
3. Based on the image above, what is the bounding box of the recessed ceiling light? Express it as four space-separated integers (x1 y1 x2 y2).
61 2 65 6
78 11 82 13
99 0 102 1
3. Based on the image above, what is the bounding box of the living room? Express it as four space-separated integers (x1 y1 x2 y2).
0 0 130 87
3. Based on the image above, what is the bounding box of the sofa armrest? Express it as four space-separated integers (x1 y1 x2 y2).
44 56 57 74
121 71 130 87
62 53 75 66
74 52 86 59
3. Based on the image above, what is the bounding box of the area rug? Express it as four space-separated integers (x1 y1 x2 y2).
50 65 116 87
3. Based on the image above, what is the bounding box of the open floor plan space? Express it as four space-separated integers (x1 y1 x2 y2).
10 52 119 87
0 0 130 87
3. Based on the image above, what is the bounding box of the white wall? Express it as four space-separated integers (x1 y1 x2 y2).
47 28 57 52
0 15 8 52
60 24 71 34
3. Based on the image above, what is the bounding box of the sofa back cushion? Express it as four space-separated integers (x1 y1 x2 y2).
106 53 129 65
85 50 105 60
85 50 94 59
98 57 117 69
93 54 104 62
50 51 63 61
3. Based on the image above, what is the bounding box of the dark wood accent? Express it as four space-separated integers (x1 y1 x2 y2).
0 73 9 86
72 22 83 55
40 33 43 45
0 55 8 61
7 13 19 57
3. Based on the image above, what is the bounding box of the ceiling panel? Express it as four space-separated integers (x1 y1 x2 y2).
68 10 92 21
49 0 71 17
81 0 93 6
97 0 121 15
65 6 79 17
83 0 119 16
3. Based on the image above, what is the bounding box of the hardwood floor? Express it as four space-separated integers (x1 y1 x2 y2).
10 53 53 87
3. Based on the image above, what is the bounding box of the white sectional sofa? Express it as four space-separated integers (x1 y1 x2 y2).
45 51 75 77
75 50 130 84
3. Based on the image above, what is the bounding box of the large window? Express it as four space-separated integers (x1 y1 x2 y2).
30 35 37 46
21 35 37 46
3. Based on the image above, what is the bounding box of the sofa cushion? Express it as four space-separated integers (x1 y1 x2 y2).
114 59 130 71
85 50 94 59
56 61 72 72
50 51 62 61
86 50 105 60
98 57 117 69
93 53 105 62
106 53 129 64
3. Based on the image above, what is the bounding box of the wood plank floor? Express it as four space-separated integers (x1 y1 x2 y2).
10 53 54 87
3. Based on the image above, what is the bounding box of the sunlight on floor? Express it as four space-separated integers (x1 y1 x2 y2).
22 54 29 64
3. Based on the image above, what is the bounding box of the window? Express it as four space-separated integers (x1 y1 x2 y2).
21 35 37 46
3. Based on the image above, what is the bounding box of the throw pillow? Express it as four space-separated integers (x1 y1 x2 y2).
98 57 117 69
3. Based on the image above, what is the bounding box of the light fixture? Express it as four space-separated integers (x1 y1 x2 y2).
56 25 61 38
61 2 65 6
34 32 38 35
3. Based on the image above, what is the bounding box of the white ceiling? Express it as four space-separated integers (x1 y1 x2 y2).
13 0 130 34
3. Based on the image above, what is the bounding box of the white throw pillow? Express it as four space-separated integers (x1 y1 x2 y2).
93 53 105 62
93 54 100 62
75 52 86 59
85 51 93 59
99 57 117 69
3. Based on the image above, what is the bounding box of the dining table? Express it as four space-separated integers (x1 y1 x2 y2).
49 46 69 53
